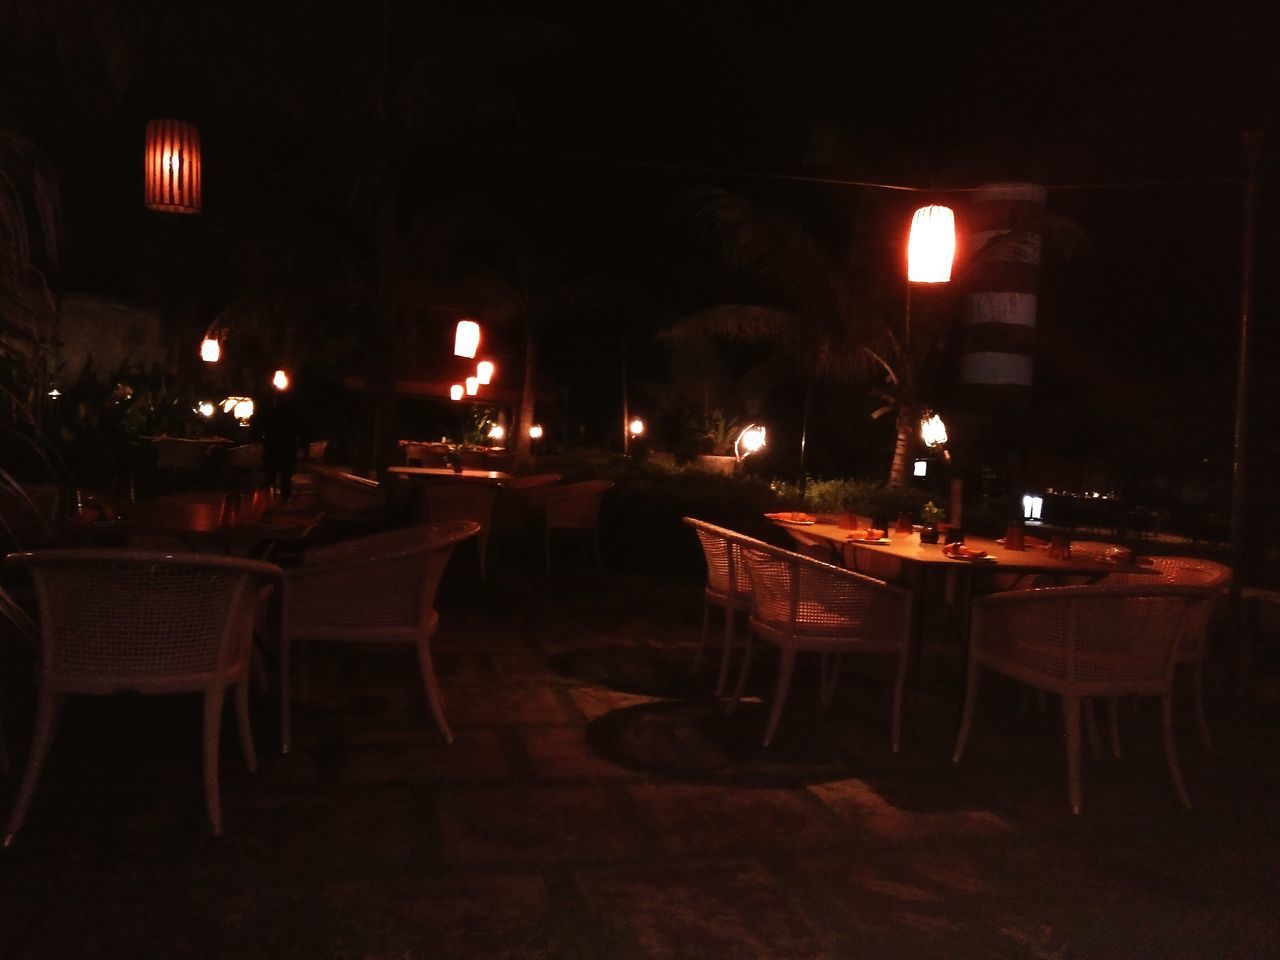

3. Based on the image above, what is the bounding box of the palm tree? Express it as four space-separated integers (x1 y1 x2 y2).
665 186 882 478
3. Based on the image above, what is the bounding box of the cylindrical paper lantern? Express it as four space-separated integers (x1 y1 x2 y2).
144 119 202 214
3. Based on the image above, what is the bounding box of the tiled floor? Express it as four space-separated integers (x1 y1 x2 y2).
1 560 1278 958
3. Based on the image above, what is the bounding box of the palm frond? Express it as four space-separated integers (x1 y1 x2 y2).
663 304 798 344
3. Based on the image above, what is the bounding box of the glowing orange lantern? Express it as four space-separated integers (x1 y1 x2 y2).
272 369 290 391
528 424 544 440
200 337 221 363
454 320 480 358
465 376 479 396
907 205 955 283
476 360 494 385
144 119 202 214
449 384 464 401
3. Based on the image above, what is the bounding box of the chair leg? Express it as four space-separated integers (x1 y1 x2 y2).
1162 691 1192 809
890 649 908 755
762 647 797 747
714 607 735 698
727 634 754 714
1107 697 1122 758
1190 660 1213 751
952 658 981 763
691 598 711 676
3 691 61 847
202 685 227 838
1063 694 1083 815
280 629 292 755
818 653 841 710
1084 697 1103 759
234 681 258 773
416 640 454 744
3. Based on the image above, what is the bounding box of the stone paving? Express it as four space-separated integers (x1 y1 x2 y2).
1 557 1278 959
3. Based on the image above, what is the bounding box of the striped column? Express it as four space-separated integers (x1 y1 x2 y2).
959 182 1046 408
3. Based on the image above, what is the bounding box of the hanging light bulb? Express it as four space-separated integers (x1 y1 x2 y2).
465 376 479 396
476 360 495 385
200 337 221 363
449 384 464 401
272 369 290 391
144 119 202 214
907 205 956 283
528 424 544 440
454 320 481 358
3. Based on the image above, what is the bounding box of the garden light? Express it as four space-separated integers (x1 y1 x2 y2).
1023 494 1044 521
477 360 494 385
449 384 464 401
196 401 215 418
200 337 221 363
907 205 956 283
272 369 290 391
47 387 61 398
454 320 480 358
488 423 505 441
628 417 645 437
528 424 544 440
920 412 948 448
734 423 766 461
465 376 479 396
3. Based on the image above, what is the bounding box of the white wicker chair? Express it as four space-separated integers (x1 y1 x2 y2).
953 583 1202 814
683 518 755 696
1107 557 1231 749
540 480 613 572
734 538 914 750
279 521 478 753
3 549 281 843
414 480 499 580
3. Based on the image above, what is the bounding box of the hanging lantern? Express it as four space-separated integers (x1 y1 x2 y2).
200 337 221 363
454 320 481 358
465 376 479 396
272 369 290 391
907 205 955 283
449 384 464 401
476 360 495 385
144 119 202 214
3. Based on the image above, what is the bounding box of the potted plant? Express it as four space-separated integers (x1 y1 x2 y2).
696 410 740 476
919 500 945 543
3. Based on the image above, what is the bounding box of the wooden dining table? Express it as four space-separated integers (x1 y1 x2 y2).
120 490 323 558
386 466 512 484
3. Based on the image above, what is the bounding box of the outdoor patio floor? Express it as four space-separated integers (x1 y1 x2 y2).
1 555 1278 959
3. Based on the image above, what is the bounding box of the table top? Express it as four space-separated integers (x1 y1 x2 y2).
124 491 322 542
386 467 512 483
775 520 1157 578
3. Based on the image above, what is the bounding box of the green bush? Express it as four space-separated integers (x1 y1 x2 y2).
770 478 929 524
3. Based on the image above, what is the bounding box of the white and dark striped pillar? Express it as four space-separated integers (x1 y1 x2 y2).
959 182 1047 408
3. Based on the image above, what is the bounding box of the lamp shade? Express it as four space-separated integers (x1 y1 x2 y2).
465 376 479 396
907 205 955 282
200 337 221 363
528 424 544 440
449 384 464 401
272 369 290 391
144 119 202 214
454 320 480 358
476 360 494 385
920 412 948 447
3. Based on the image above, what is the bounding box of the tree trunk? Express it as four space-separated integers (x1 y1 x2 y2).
888 408 914 487
513 320 536 470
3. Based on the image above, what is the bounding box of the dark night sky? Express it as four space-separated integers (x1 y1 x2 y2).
2 1 1277 481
